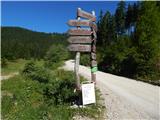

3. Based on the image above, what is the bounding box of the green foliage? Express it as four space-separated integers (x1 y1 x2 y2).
115 1 126 35
44 70 78 105
2 60 104 119
80 54 90 66
48 105 73 120
45 44 69 69
1 27 67 60
97 1 160 83
1 59 28 76
134 1 160 80
1 75 45 120
22 61 77 105
22 61 51 83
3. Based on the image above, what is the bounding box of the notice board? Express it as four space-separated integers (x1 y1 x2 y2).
82 83 96 105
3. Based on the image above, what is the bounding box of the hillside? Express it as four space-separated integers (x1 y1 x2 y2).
1 27 67 60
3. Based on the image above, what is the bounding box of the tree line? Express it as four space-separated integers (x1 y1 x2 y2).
1 27 67 60
96 1 160 82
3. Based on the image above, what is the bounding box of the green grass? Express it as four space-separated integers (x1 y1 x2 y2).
2 74 105 120
1 60 105 120
1 59 44 76
1 59 27 76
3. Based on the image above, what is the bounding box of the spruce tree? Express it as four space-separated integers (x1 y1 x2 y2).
115 1 126 35
135 1 160 79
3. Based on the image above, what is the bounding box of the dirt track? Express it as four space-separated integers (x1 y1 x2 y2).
1 72 19 80
63 60 160 120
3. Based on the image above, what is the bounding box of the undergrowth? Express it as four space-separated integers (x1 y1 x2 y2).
2 60 105 120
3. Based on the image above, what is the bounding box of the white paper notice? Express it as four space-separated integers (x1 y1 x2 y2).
82 83 96 105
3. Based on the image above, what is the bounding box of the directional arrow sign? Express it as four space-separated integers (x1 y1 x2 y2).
68 28 92 36
68 44 91 52
67 20 97 31
77 8 96 22
67 36 92 44
67 20 90 26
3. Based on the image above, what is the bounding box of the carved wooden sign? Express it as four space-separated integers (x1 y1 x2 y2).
67 20 97 31
68 44 91 52
77 8 96 22
68 28 92 36
67 36 92 44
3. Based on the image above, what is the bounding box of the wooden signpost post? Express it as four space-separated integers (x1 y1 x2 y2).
67 8 97 105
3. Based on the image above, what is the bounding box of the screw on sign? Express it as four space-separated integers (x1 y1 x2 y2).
67 8 97 95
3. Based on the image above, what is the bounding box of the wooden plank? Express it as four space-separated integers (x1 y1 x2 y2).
68 44 91 52
75 52 80 89
77 8 96 22
75 16 81 90
91 60 97 67
68 28 92 36
67 20 90 27
91 53 96 60
67 20 97 31
67 36 92 44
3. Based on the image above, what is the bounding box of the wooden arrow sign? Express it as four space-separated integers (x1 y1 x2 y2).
67 20 97 31
68 44 91 52
77 8 96 22
67 20 90 27
67 36 92 44
68 28 92 36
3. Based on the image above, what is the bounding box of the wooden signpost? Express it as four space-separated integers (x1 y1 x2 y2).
67 20 97 31
68 44 91 52
67 36 92 44
77 8 96 22
68 28 92 36
67 8 97 105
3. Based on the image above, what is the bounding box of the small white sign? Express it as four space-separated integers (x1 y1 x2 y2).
82 83 96 105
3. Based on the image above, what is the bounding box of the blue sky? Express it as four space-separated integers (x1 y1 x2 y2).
1 1 134 33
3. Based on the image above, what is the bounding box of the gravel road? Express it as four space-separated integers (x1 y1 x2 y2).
63 60 160 120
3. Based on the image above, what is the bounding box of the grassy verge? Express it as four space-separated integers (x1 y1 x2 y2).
2 72 105 120
1 59 44 76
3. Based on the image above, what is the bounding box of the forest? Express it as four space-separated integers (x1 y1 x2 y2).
96 1 160 83
1 1 160 84
1 27 67 60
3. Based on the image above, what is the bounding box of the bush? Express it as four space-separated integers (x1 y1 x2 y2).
45 44 69 69
80 54 90 66
22 61 77 105
22 61 52 83
44 69 78 105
